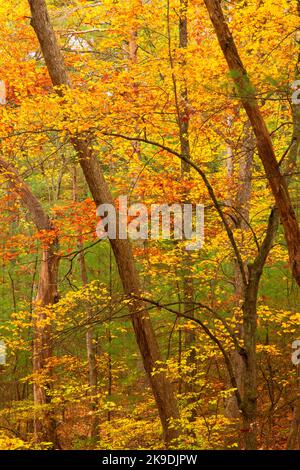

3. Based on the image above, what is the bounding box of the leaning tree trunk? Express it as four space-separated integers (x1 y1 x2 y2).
28 0 181 445
204 0 300 287
0 156 59 446
238 100 298 448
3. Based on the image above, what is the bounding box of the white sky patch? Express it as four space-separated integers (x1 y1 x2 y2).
0 340 6 365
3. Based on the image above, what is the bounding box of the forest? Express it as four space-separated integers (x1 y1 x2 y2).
0 0 299 452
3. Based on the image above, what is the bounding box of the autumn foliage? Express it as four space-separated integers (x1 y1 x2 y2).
0 0 299 450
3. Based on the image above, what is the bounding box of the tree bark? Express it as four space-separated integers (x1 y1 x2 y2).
225 124 254 430
28 0 180 445
204 0 300 287
33 240 59 446
177 0 196 410
240 208 279 449
72 167 99 440
0 157 59 446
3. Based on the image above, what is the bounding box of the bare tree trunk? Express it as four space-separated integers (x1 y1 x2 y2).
241 209 278 449
226 125 254 423
72 167 98 440
240 267 258 450
0 157 59 446
177 2 196 398
33 242 59 445
204 0 300 287
237 101 298 448
74 141 181 444
28 0 181 445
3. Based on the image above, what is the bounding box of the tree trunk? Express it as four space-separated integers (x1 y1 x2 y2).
33 242 59 445
240 208 278 449
0 157 59 446
28 0 181 445
204 0 300 287
72 167 99 440
240 266 258 450
177 1 196 396
226 125 254 424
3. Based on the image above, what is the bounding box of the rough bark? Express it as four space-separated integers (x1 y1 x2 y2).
33 240 59 446
0 157 59 446
28 0 180 444
225 125 254 426
204 0 300 287
240 208 279 449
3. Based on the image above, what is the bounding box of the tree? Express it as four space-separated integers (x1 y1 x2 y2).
28 0 181 445
203 0 300 287
0 156 59 446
